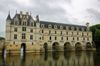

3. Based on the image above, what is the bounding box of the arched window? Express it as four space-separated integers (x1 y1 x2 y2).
50 36 51 40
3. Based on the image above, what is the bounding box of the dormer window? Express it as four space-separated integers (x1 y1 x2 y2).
15 21 17 25
23 22 26 26
54 25 57 29
48 24 52 28
31 22 33 26
76 27 79 31
60 25 63 29
41 24 44 28
74 27 77 30
79 28 82 31
71 26 74 30
82 28 84 31
69 26 71 30
66 26 68 30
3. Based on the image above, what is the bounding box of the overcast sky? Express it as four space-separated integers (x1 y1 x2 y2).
0 0 100 37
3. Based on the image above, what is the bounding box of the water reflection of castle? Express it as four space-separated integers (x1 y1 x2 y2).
0 52 94 66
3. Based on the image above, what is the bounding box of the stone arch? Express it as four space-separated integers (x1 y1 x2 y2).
52 42 59 51
21 43 26 53
86 42 92 49
43 43 48 52
64 42 71 51
75 42 82 50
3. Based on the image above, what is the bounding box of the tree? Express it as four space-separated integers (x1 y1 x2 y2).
0 37 5 40
90 24 100 49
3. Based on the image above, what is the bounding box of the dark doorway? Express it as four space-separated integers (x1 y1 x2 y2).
43 43 48 52
86 42 92 50
21 43 26 54
75 42 82 51
52 42 59 51
64 42 71 51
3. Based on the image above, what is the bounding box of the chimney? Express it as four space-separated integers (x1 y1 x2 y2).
36 15 39 22
86 22 90 31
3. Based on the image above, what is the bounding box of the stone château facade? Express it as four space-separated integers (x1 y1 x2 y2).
5 11 95 53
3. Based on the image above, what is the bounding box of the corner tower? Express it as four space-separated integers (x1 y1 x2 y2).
6 11 12 41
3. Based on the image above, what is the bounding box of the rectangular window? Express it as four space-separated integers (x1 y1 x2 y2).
22 27 26 31
55 31 56 34
49 30 51 34
82 32 84 36
87 38 89 41
22 33 26 39
77 37 79 41
14 34 17 39
61 31 62 35
42 30 44 33
83 38 85 40
72 32 73 35
14 28 17 32
30 29 33 32
73 37 74 40
30 35 33 40
66 32 68 35
66 37 68 40
87 33 88 36
61 37 63 40
42 36 44 40
50 36 51 40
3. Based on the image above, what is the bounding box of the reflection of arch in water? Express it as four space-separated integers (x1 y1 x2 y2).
64 52 71 60
52 51 59 61
21 43 26 53
64 42 71 51
44 52 48 61
75 42 82 51
52 42 59 51
86 42 92 50
43 43 48 52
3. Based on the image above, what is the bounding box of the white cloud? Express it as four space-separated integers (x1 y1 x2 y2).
14 0 33 7
0 0 100 37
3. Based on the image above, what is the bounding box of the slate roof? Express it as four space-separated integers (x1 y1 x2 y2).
6 14 11 20
40 21 87 30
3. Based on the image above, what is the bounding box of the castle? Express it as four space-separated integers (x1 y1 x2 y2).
5 11 95 53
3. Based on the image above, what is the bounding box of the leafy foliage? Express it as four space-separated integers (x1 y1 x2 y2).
90 24 100 48
0 37 5 40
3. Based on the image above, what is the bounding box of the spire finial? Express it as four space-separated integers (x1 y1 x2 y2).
6 10 11 20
